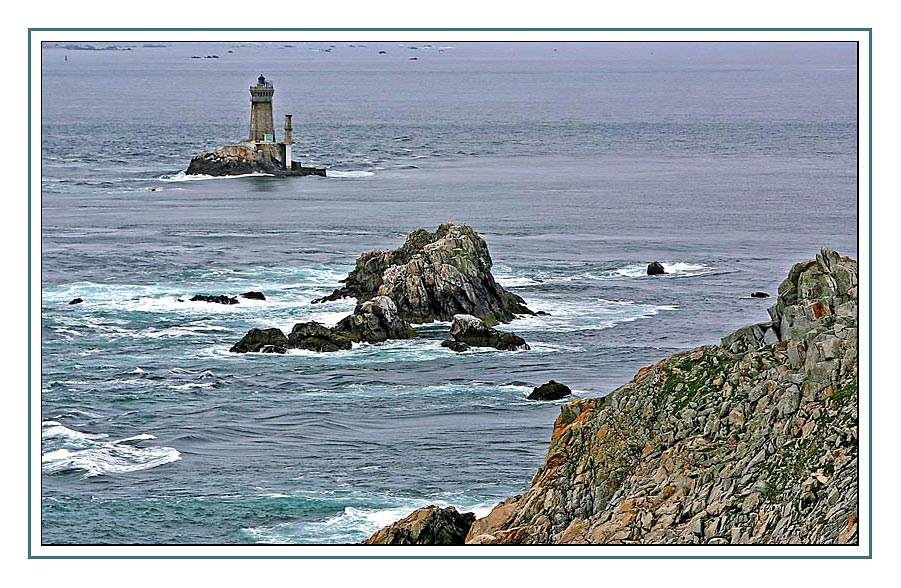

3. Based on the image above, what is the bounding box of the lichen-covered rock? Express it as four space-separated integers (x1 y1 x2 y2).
186 142 281 176
459 249 858 545
450 314 529 351
333 296 417 343
528 380 572 401
312 223 533 325
363 506 476 545
287 322 353 352
229 327 289 353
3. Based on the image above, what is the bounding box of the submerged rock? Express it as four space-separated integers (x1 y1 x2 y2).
528 380 572 401
333 296 417 343
68 298 83 305
449 314 529 351
312 223 533 325
647 262 666 275
750 291 770 298
190 294 239 305
241 291 266 300
441 340 471 353
363 506 476 545
288 322 353 352
229 327 289 353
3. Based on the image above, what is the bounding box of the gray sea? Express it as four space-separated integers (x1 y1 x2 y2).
39 40 858 544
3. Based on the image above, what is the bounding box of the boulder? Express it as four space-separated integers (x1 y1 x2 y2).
190 294 239 305
363 506 476 545
312 223 533 325
449 314 529 351
241 291 266 300
68 298 83 305
288 322 353 352
528 380 572 401
333 296 417 343
229 327 289 353
647 262 666 275
441 340 470 353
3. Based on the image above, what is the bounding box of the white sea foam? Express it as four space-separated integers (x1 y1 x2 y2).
41 422 180 478
512 298 677 333
325 170 375 178
158 171 274 182
614 261 714 278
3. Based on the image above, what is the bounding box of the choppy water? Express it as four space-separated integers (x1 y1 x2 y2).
40 41 858 544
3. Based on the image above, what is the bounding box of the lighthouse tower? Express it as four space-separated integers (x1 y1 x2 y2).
249 74 275 143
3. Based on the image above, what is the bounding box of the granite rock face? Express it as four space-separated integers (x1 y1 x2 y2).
186 142 280 176
313 223 533 325
334 296 418 343
463 248 858 545
450 314 529 351
363 506 476 545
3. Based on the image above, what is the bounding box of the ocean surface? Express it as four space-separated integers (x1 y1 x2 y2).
39 40 858 544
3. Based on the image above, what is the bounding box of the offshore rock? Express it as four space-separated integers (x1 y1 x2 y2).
241 291 266 300
288 322 353 352
460 248 858 545
312 223 533 325
442 340 471 353
647 262 666 275
229 327 289 353
186 142 280 176
528 380 572 401
190 294 239 305
450 314 529 351
333 296 417 343
68 298 83 305
750 291 770 298
363 506 476 545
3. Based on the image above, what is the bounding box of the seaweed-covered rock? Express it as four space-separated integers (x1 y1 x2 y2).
333 296 417 343
528 380 572 401
449 314 529 351
229 327 289 353
288 322 353 352
313 223 533 325
363 506 476 545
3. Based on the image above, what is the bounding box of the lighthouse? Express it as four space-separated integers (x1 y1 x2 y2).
249 74 275 143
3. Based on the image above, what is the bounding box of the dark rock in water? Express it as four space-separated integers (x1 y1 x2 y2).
535 310 550 316
363 505 476 545
258 345 287 354
647 262 666 276
441 340 470 353
288 322 353 352
186 143 277 176
68 298 83 305
750 291 770 298
229 328 289 353
528 380 572 401
333 296 417 343
190 294 239 305
449 314 529 351
312 223 533 325
241 291 266 300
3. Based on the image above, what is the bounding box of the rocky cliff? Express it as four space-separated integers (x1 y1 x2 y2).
365 249 859 545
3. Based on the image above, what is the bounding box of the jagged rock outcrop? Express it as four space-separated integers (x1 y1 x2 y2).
313 223 533 325
363 506 476 545
186 142 280 176
333 296 418 343
229 327 290 354
462 248 857 545
450 314 529 351
528 380 572 401
230 296 418 353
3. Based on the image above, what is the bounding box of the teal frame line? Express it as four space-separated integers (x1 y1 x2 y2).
27 27 873 560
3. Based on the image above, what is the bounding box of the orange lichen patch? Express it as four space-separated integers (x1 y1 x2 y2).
636 364 654 378
659 485 677 501
690 350 704 361
552 405 593 438
775 341 789 351
812 300 831 319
